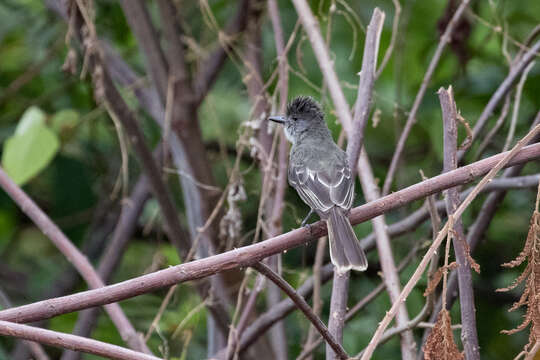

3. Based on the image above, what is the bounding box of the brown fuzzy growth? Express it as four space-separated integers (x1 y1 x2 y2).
424 262 458 297
286 96 324 120
497 206 540 354
424 309 464 360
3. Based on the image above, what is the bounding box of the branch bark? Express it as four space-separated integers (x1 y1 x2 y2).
1 143 540 324
0 321 160 360
251 262 349 360
439 86 480 359
0 166 150 354
382 0 471 195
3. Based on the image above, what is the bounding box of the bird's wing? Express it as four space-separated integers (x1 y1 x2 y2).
288 158 354 214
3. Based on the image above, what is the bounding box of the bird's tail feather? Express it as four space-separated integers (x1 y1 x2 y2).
327 207 368 273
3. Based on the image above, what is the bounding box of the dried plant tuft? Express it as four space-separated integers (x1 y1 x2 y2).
497 182 540 358
424 309 464 360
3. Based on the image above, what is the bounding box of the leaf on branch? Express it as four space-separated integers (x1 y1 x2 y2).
497 207 540 355
424 262 458 297
424 309 464 360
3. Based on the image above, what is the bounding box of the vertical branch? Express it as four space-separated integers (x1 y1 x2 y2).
357 150 416 360
439 86 480 360
347 8 384 178
382 0 471 195
326 271 349 360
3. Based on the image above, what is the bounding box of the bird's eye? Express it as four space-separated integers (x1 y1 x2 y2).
292 117 298 121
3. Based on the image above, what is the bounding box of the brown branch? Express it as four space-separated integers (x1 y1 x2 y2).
326 271 349 360
359 119 540 360
61 174 152 360
360 173 540 252
119 0 169 103
0 321 161 360
251 262 349 360
0 165 151 354
439 86 480 359
358 150 417 360
421 110 540 355
382 0 471 195
1 143 540 324
458 40 540 159
291 0 354 133
193 0 252 106
347 8 385 177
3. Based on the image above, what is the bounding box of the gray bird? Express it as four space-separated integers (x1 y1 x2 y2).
269 96 367 272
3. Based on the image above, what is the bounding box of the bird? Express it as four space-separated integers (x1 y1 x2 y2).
269 96 367 273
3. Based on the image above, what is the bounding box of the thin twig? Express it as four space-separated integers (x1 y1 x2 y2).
503 62 535 151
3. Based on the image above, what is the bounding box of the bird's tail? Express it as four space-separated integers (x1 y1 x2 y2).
327 207 368 273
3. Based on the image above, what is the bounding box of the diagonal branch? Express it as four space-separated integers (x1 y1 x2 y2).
0 321 160 360
0 165 151 354
0 143 540 325
251 262 349 360
382 0 471 195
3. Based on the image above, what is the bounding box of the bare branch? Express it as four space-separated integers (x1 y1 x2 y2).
359 119 540 360
0 321 160 360
458 39 540 159
347 8 385 178
326 271 349 360
439 86 480 359
382 0 471 195
251 262 349 360
1 144 540 324
0 166 151 353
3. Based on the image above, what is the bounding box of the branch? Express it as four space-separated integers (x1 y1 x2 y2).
439 86 480 359
251 262 349 360
193 0 252 106
61 174 151 360
291 0 354 133
347 8 385 177
359 120 540 360
382 0 471 195
358 150 417 360
1 143 540 323
360 173 540 252
0 321 160 360
459 39 540 159
326 271 349 360
119 0 169 103
0 166 151 354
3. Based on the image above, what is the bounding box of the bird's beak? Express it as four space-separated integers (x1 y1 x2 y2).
268 116 286 124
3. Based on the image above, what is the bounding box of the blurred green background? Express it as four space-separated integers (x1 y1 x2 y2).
0 0 539 359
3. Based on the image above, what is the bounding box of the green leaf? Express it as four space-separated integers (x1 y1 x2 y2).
2 107 59 185
15 106 46 135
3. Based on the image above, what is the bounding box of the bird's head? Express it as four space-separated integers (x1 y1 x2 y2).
269 96 326 143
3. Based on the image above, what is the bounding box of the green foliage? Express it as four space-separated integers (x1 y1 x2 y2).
2 106 59 185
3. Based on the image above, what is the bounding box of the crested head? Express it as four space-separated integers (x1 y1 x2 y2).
287 96 324 120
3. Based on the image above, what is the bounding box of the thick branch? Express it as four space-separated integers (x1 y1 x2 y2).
0 143 539 323
0 321 160 360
